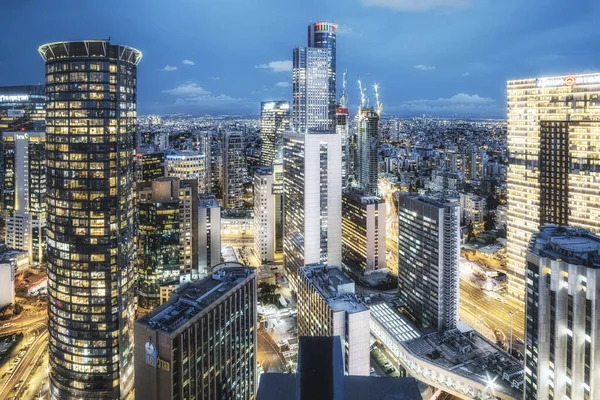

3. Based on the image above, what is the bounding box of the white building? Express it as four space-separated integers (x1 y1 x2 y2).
459 193 486 224
223 132 246 209
297 264 370 376
283 130 342 287
165 151 209 194
198 194 221 276
0 262 15 309
525 225 600 400
397 194 460 331
253 166 280 263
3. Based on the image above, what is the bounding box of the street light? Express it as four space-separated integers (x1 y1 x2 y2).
508 311 514 356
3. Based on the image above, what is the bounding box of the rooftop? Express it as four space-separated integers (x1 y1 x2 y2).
530 225 600 267
343 191 384 205
165 150 203 160
137 263 253 333
198 194 219 209
369 302 421 342
300 264 367 314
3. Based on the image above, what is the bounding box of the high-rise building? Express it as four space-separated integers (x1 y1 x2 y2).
0 261 15 309
254 166 276 263
165 150 208 193
507 73 600 308
356 107 380 196
524 225 600 400
283 130 342 286
137 178 181 312
336 106 351 187
341 192 386 273
297 264 370 376
136 149 165 185
223 132 246 209
397 194 460 331
0 85 45 132
308 22 337 128
198 194 221 276
260 101 290 165
178 180 198 279
272 163 284 254
292 47 331 132
134 263 257 400
459 192 486 224
3 131 46 264
40 40 141 399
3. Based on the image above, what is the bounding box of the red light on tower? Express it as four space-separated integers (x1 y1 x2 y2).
564 76 576 86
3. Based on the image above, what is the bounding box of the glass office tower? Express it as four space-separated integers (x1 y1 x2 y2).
39 40 142 399
308 22 337 127
260 101 290 165
507 73 600 311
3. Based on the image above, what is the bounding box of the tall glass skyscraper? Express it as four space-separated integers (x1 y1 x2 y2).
308 22 337 128
39 40 141 399
356 107 380 196
260 101 290 165
507 73 600 312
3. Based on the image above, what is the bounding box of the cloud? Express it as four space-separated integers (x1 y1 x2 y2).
361 0 469 12
390 93 500 116
210 77 221 80
255 60 293 72
462 72 471 77
162 65 178 72
163 82 210 96
414 64 436 71
182 60 195 66
163 82 244 107
276 81 291 88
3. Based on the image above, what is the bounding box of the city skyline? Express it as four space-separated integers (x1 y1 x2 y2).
1 0 600 116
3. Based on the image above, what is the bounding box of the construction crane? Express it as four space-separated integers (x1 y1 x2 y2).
357 76 366 112
340 69 348 108
374 83 383 116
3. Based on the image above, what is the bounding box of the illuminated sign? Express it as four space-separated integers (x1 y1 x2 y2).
0 95 29 103
15 133 29 140
537 74 600 88
145 338 171 372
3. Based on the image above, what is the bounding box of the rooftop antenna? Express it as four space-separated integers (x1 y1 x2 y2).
374 83 383 116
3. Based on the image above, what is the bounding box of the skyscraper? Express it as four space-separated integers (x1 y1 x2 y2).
39 40 141 399
397 194 460 331
223 132 246 209
297 264 370 376
254 166 277 263
308 21 337 127
198 194 221 275
0 85 46 132
524 225 600 400
292 47 330 132
3 131 46 264
260 101 290 165
341 192 386 273
134 263 257 400
356 107 380 195
336 106 351 187
507 73 600 309
165 150 208 193
283 130 342 286
135 150 165 185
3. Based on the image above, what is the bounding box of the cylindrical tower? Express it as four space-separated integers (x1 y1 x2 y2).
39 40 142 399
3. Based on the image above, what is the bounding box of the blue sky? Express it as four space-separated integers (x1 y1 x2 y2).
1 0 599 116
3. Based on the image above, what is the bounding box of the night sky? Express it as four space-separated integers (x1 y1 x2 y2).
1 0 599 116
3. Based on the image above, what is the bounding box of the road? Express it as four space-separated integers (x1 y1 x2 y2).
0 329 48 400
460 278 524 341
0 314 47 337
257 329 286 373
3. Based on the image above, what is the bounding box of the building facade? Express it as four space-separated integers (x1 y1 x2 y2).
253 166 284 263
223 132 246 209
283 131 342 286
459 192 486 224
507 73 600 309
136 150 165 185
134 264 257 400
356 107 380 196
524 225 600 400
297 264 370 376
165 151 208 193
397 194 460 331
341 192 386 273
3 131 46 264
0 261 15 309
137 178 181 312
308 22 337 129
178 181 198 279
40 40 141 399
292 47 331 132
260 101 290 165
198 194 221 276
0 85 45 132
